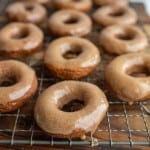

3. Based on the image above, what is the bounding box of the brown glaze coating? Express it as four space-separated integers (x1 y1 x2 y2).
6 1 47 24
0 60 38 112
99 25 148 55
54 0 92 12
0 22 44 58
94 0 129 6
34 81 109 138
48 9 92 37
44 37 101 79
93 5 137 26
105 53 150 102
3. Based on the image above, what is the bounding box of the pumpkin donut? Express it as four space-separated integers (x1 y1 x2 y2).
94 0 129 6
48 9 92 37
93 5 137 26
105 53 150 103
0 60 38 112
44 37 100 79
99 25 148 55
6 1 47 24
54 0 92 12
0 22 44 58
34 81 109 138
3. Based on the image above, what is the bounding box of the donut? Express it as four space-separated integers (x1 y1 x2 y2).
0 22 44 58
48 9 92 37
94 0 129 6
54 0 92 12
29 0 51 5
0 60 38 112
34 81 109 138
105 53 150 103
99 25 148 55
44 37 101 79
6 1 47 24
92 5 137 26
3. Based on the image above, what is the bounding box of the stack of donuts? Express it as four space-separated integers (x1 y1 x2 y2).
0 0 149 140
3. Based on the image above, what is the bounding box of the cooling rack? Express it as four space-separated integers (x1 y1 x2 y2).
0 0 149 148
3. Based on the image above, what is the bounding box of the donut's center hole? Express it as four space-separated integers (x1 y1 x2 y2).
61 99 84 112
12 28 29 39
128 65 149 77
63 46 82 59
25 5 34 11
116 33 135 41
64 17 79 24
110 10 125 17
0 75 17 87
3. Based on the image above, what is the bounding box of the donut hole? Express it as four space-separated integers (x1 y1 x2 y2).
116 33 135 41
25 5 34 11
63 46 82 59
109 10 125 17
0 74 17 87
11 28 29 39
61 99 85 112
127 65 149 77
64 16 79 24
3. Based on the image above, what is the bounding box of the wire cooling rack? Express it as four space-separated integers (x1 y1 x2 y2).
0 0 149 147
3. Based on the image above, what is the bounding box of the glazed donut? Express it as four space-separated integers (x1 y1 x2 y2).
44 37 100 79
94 0 129 6
92 5 137 26
28 0 51 5
99 25 148 55
6 1 47 24
54 0 92 12
48 9 92 37
0 22 44 58
34 81 109 138
105 53 150 103
0 60 38 112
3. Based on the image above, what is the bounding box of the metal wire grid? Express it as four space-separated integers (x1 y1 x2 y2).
0 0 149 147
